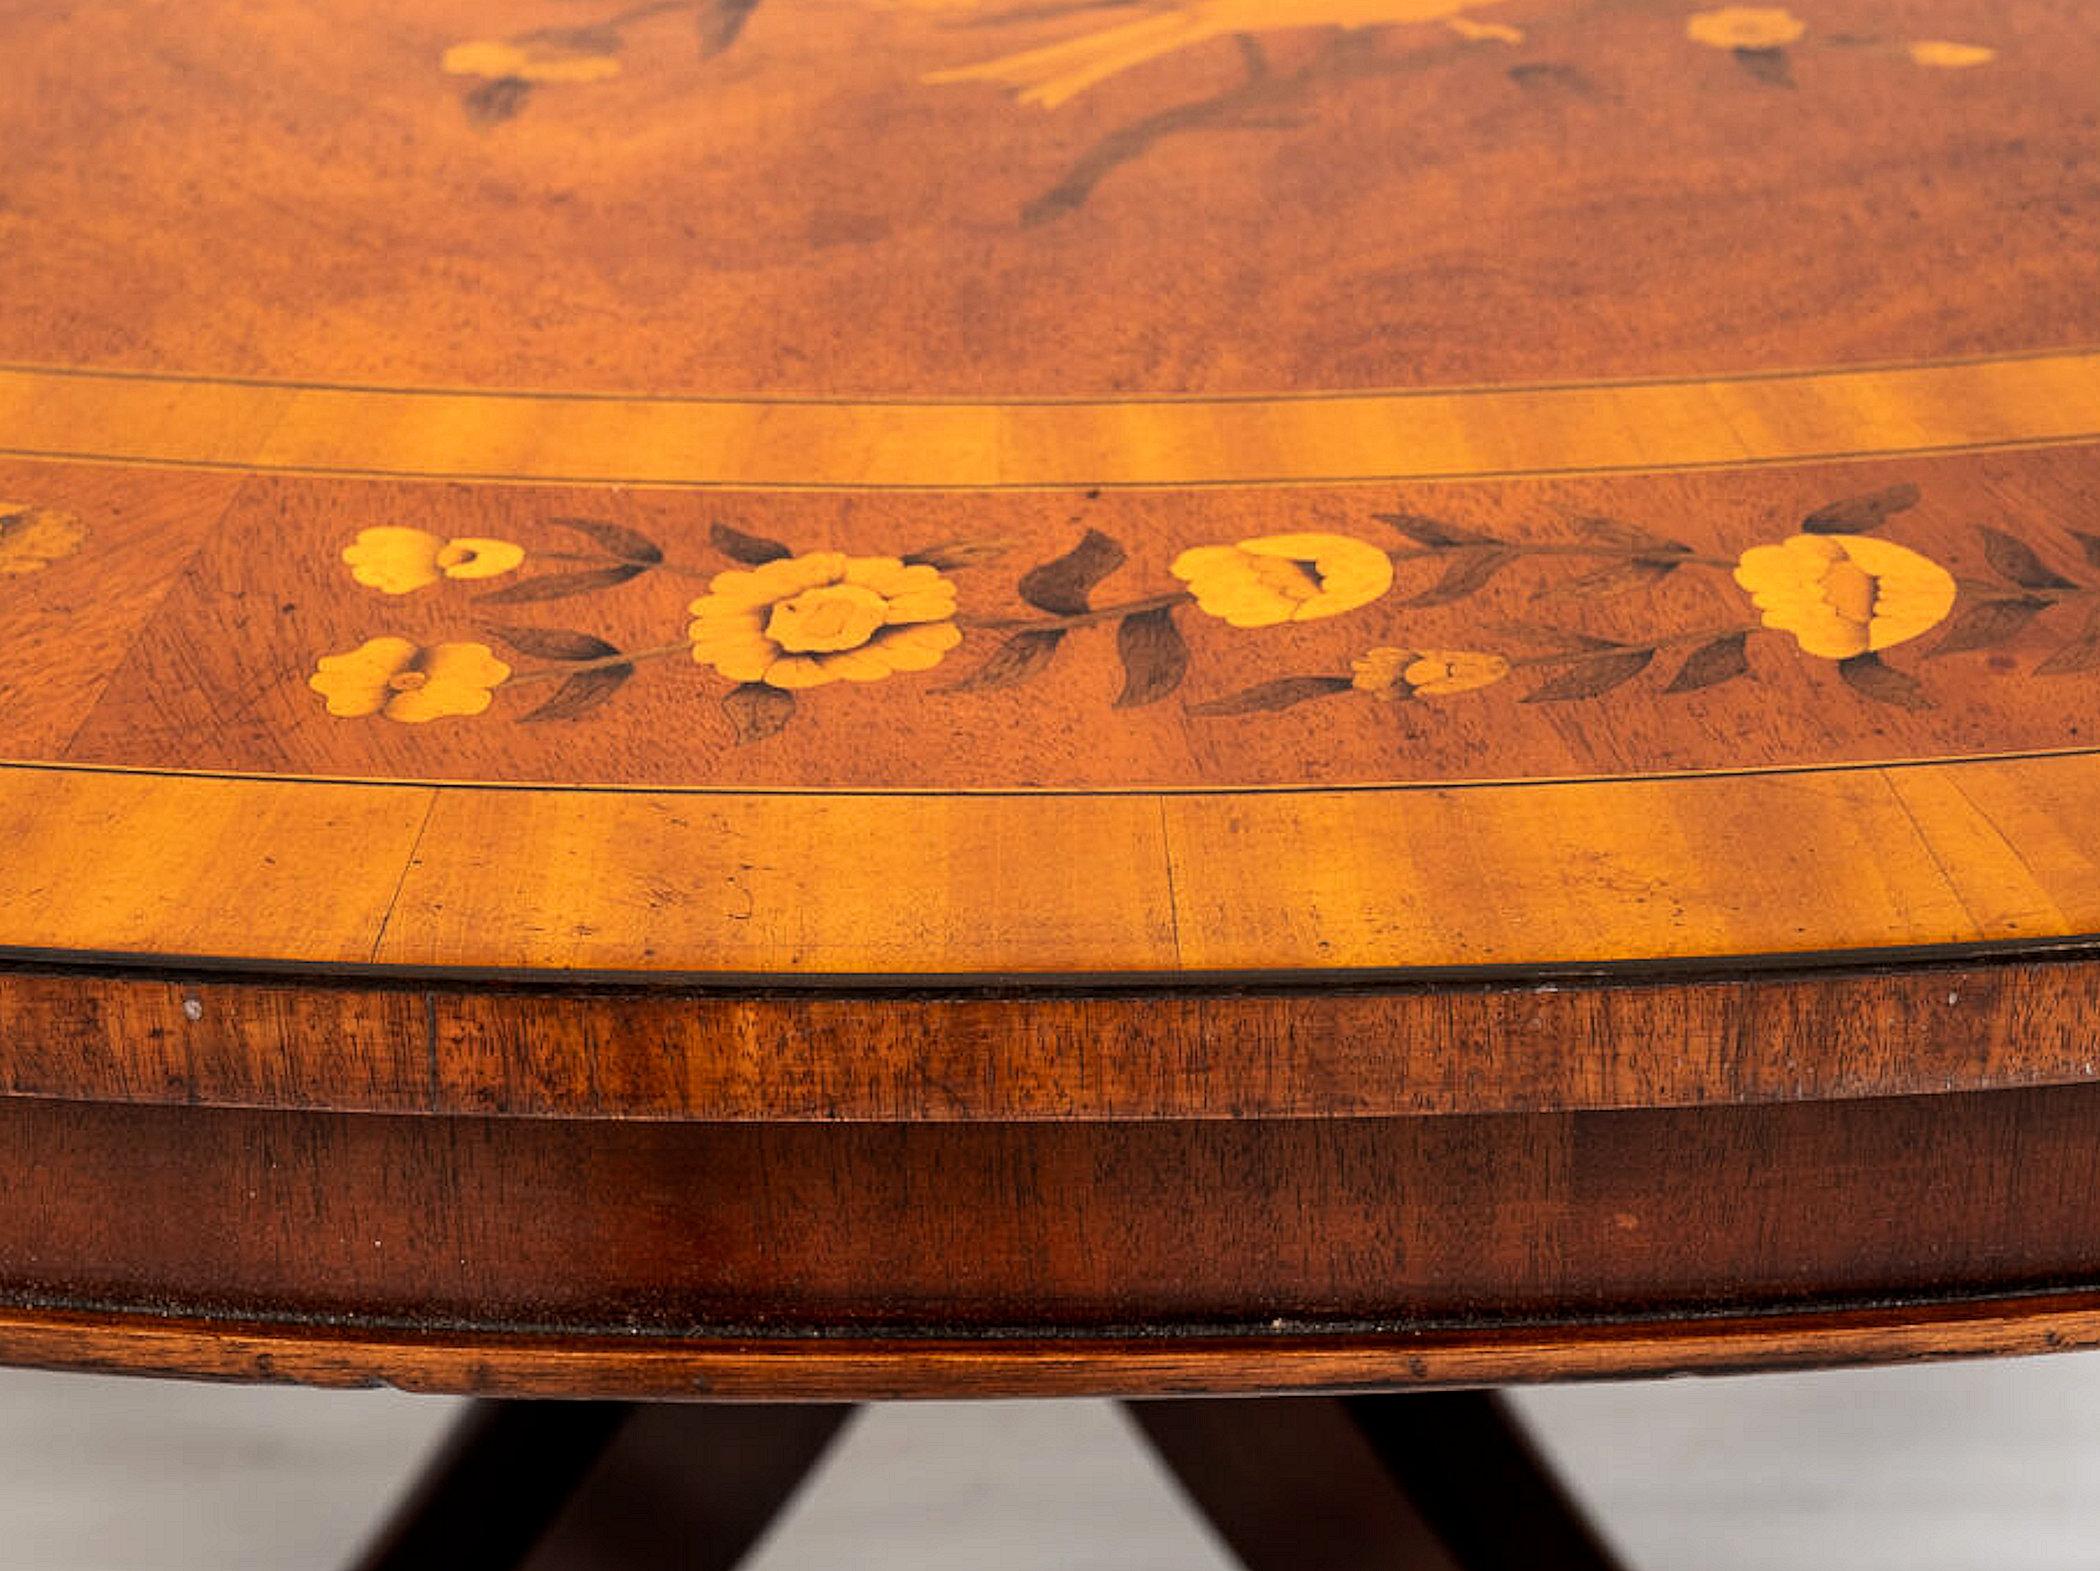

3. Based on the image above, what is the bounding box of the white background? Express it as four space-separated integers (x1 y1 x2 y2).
0 1355 2094 1569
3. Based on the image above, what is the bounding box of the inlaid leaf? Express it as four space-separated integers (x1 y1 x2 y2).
521 663 632 722
709 522 792 565
1508 61 1598 95
463 77 532 125
1188 676 1354 716
1838 653 1932 710
1018 530 1126 615
1376 513 1497 549
484 625 624 662
1486 619 1623 655
552 517 663 565
477 563 648 603
1802 483 1920 535
1930 596 2047 657
1113 608 1189 709
1573 516 1693 555
1522 649 1654 703
1979 528 2075 591
1532 557 1678 602
904 538 1010 570
944 630 1066 692
2036 605 2100 675
1733 44 1794 86
2069 531 2100 572
697 0 761 57
722 682 795 744
1665 633 1751 693
1407 545 1518 607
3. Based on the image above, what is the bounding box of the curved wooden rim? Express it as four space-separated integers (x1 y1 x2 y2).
4 347 2100 489
4 747 2096 977
5 1291 2096 1400
5 944 2100 1121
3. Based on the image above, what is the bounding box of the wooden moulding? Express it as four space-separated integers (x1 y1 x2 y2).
2 947 2098 1121
0 1082 2098 1397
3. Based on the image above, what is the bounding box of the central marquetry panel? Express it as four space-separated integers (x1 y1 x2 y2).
7 442 2100 789
0 0 2085 396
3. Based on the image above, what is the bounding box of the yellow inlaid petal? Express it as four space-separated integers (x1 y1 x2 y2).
813 647 900 683
1685 7 1805 50
764 655 838 689
1405 649 1511 696
442 37 622 84
840 556 917 594
1351 648 1410 696
870 621 965 671
309 636 418 717
435 537 527 581
1908 40 1994 68
343 527 445 594
1449 16 1524 42
0 504 86 576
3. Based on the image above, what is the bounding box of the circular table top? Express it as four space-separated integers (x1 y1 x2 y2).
6 0 2100 1119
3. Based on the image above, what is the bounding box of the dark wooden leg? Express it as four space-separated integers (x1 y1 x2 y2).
1126 1392 1625 1571
348 1400 855 1571
521 1402 856 1571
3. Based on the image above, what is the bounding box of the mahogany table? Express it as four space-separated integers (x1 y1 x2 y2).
4 0 2100 1563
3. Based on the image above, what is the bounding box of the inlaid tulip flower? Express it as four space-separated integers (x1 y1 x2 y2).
1685 6 1806 50
442 30 624 84
310 638 512 723
1352 647 1511 697
343 528 526 595
1172 534 1394 629
1732 534 1956 659
687 552 963 689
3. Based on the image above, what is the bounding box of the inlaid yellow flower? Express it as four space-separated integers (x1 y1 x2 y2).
1732 534 1956 660
0 504 86 576
1908 40 1995 68
1353 647 1512 697
343 528 526 595
309 637 512 723
442 33 623 83
1685 6 1806 49
687 552 963 689
1171 534 1394 629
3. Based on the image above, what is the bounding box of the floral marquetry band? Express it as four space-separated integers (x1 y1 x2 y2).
273 479 2100 741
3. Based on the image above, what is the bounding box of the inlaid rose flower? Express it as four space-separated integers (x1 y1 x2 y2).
343 528 525 595
1732 534 1956 659
687 552 963 689
1170 534 1394 629
310 638 512 722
